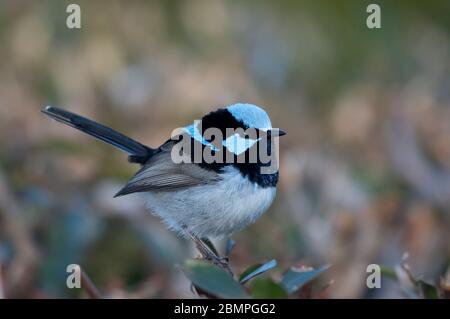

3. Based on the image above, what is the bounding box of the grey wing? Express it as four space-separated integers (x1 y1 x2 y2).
114 150 222 197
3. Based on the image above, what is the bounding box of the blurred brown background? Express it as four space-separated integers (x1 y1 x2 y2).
0 0 449 298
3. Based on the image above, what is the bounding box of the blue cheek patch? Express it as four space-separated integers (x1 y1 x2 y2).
184 124 260 156
184 124 220 152
223 134 261 155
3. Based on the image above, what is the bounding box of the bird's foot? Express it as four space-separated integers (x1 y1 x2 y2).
207 253 233 276
185 230 233 275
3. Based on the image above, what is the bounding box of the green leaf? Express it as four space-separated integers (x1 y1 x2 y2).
380 265 397 280
181 259 249 299
418 280 439 299
250 278 288 299
281 264 330 295
201 238 219 256
225 238 236 257
239 260 277 284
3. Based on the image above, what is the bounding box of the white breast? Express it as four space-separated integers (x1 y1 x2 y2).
145 166 276 238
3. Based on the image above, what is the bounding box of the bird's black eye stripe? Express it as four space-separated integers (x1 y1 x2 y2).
201 108 248 135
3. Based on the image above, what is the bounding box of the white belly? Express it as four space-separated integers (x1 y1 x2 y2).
145 166 276 238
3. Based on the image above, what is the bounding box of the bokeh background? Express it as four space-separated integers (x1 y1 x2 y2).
0 0 449 298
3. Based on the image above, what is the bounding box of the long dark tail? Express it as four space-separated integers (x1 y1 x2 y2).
42 106 154 164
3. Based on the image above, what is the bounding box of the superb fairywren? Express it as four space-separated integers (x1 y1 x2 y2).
43 103 286 266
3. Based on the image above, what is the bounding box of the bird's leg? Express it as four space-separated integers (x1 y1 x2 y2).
200 238 232 268
186 231 220 261
184 230 233 275
189 233 215 260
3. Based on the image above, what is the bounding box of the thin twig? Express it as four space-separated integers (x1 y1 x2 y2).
80 268 102 299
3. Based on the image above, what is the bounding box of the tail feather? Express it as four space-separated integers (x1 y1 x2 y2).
42 106 154 164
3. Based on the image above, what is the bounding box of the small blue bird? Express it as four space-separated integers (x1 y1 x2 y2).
42 103 286 265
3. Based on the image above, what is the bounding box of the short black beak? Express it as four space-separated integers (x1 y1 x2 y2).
270 129 287 137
